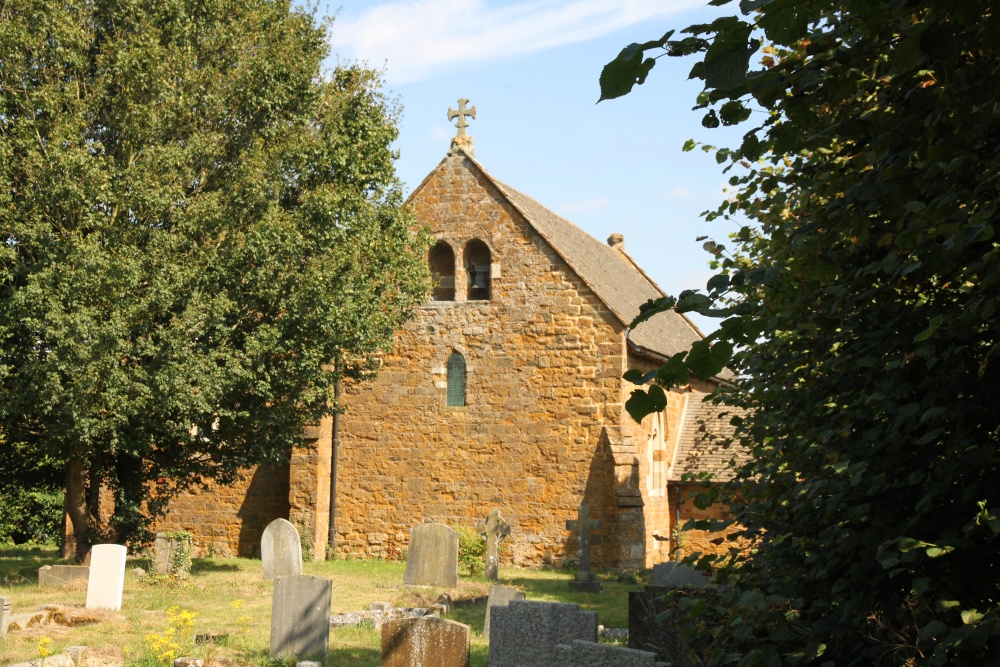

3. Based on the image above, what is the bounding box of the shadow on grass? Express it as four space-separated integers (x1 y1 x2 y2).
191 559 242 574
327 646 380 666
0 542 67 587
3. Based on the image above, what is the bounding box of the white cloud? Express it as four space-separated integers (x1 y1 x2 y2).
560 197 609 214
668 186 691 197
330 0 702 83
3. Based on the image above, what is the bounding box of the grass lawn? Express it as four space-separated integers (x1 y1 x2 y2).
0 544 640 666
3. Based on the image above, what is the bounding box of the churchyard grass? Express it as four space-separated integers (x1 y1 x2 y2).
1 544 636 666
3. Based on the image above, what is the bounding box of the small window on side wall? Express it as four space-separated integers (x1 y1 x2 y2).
464 239 491 301
446 352 466 407
429 241 456 301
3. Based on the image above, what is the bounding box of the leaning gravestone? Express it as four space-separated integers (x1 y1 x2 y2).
482 584 525 639
487 600 597 667
0 596 11 638
38 565 90 588
154 533 179 575
403 523 459 588
381 617 470 667
650 562 709 588
262 519 303 581
85 544 127 611
553 639 661 667
269 574 331 662
629 587 688 666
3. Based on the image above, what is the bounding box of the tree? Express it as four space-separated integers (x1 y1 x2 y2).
0 0 430 560
603 1 1000 664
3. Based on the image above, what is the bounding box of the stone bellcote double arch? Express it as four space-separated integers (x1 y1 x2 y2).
427 237 492 302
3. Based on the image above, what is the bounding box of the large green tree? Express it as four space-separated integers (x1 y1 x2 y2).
605 1 1000 664
0 0 429 559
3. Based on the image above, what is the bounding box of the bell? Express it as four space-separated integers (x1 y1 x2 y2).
471 266 489 289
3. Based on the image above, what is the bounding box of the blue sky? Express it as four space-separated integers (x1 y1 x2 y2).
324 0 746 332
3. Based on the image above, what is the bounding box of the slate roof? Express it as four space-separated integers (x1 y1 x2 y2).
462 151 705 360
669 392 748 482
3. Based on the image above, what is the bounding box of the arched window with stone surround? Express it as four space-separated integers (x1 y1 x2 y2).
446 351 466 407
464 239 491 301
429 241 456 301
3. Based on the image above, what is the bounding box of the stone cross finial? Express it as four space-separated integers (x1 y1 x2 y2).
475 508 511 582
566 504 602 592
448 98 476 136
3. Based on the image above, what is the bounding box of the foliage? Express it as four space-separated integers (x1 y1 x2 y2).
0 0 431 557
458 527 486 577
603 1 1000 664
142 606 198 665
0 488 63 545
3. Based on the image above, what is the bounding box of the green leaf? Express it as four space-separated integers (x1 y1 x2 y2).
686 340 734 379
961 609 984 625
599 44 656 101
740 0 774 12
626 385 668 423
703 18 753 89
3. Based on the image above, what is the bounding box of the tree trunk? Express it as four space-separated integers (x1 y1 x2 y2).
64 457 91 562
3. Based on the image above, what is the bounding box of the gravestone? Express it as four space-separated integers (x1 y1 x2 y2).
629 587 687 666
475 509 510 582
403 523 459 588
269 574 331 661
381 617 470 667
154 533 179 575
650 561 709 588
0 596 10 638
553 639 661 667
85 544 127 611
566 505 602 592
262 518 303 581
482 584 524 639
487 600 597 667
38 565 90 588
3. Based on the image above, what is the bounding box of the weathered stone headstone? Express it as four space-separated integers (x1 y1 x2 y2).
85 544 127 611
154 533 179 575
403 523 459 588
381 617 470 667
261 518 303 581
629 587 687 666
482 584 525 639
38 565 90 588
650 561 709 588
566 504 602 592
553 639 661 667
0 596 11 638
487 600 597 667
475 509 510 582
269 574 331 661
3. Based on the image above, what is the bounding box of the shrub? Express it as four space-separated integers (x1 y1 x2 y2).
0 488 64 545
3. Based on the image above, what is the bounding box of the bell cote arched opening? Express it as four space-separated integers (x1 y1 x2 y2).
464 239 491 301
429 241 456 301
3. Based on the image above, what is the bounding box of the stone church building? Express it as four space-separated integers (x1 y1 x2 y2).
150 120 740 570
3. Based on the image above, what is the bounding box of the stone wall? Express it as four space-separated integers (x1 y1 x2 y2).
334 148 632 567
671 482 738 560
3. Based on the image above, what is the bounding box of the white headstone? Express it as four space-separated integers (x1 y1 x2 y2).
85 544 127 611
262 518 303 580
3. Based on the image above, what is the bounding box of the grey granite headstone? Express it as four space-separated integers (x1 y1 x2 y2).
483 584 525 639
487 600 597 667
85 544 127 611
566 505 602 592
154 533 179 575
650 562 709 588
553 639 661 667
403 523 460 588
262 518 303 581
629 586 687 665
475 509 511 582
269 574 331 661
0 596 11 638
38 565 90 588
381 616 470 667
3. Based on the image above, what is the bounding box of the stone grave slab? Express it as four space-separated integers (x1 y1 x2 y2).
650 562 709 588
403 523 459 588
85 544 127 611
38 565 90 588
487 600 597 667
269 574 331 661
262 518 303 581
482 584 525 639
154 533 179 575
553 639 661 667
381 616 470 667
0 596 10 638
629 587 687 666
